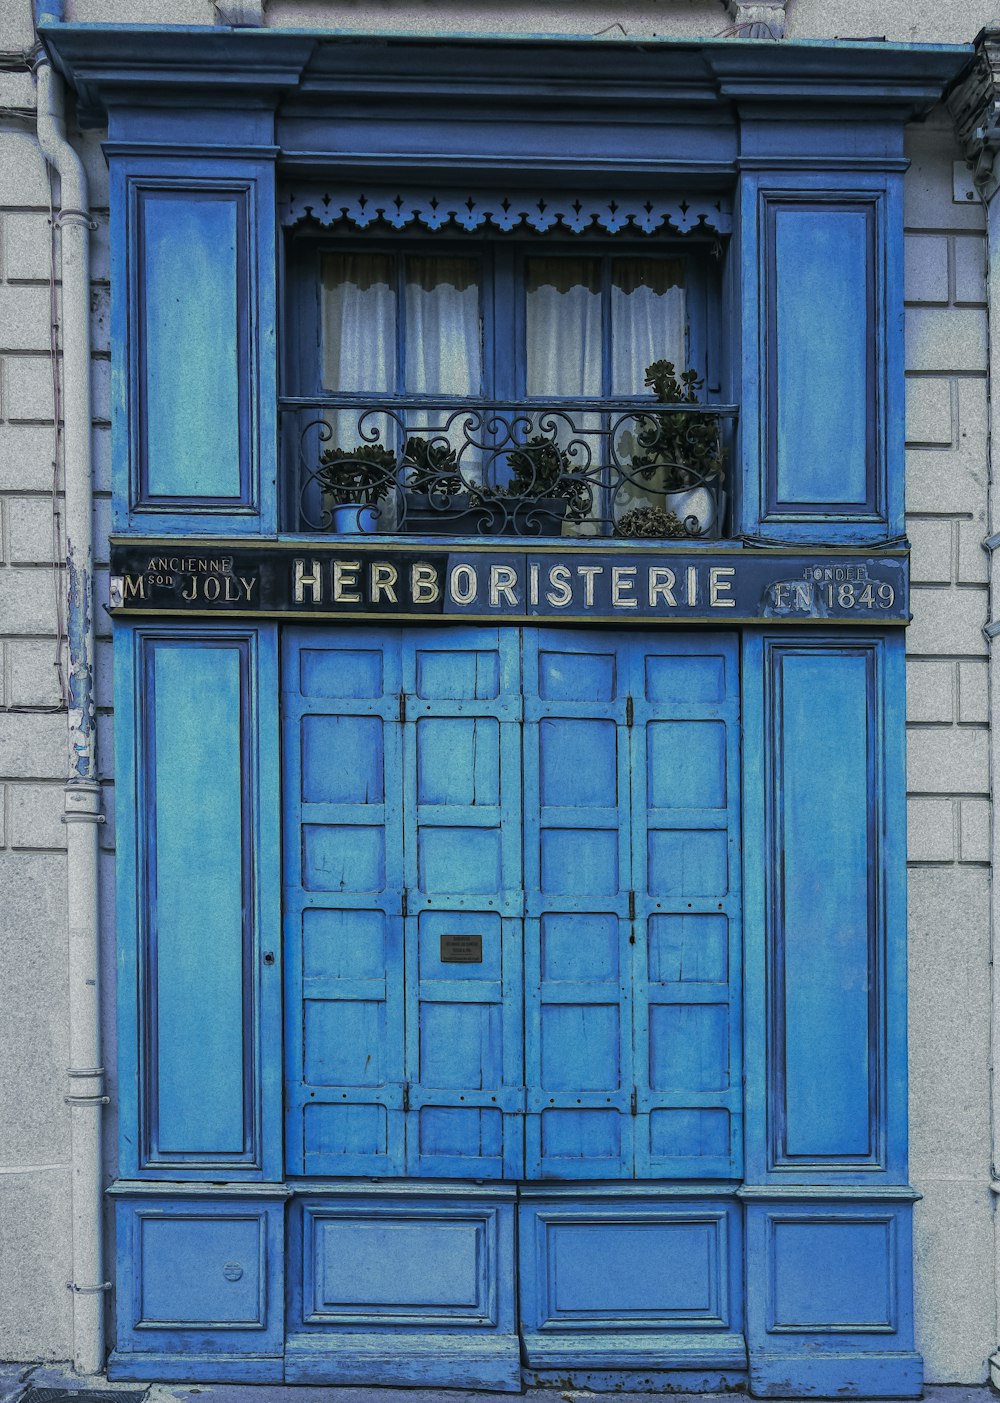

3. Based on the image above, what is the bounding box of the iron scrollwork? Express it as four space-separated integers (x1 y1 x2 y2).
283 396 736 540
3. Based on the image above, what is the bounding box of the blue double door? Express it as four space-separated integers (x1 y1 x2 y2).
282 624 742 1185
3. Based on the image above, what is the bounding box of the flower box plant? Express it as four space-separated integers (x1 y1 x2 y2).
316 442 396 533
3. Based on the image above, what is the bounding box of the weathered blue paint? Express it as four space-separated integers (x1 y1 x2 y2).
285 1187 520 1389
114 624 282 1179
737 172 904 543
743 1190 920 1397
522 630 741 1180
519 1191 744 1372
140 193 244 501
777 646 877 1160
109 1191 286 1379
284 627 741 1187
772 204 875 511
742 632 906 1184
110 157 276 536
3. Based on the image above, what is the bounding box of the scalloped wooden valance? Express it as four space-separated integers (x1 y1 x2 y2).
279 188 733 237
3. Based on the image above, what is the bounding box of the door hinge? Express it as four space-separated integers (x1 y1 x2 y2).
402 1082 410 1113
630 1087 638 1117
401 888 408 918
625 695 634 727
398 690 406 723
628 889 636 920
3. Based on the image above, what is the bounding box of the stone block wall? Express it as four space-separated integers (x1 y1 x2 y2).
0 25 113 1351
904 114 995 1382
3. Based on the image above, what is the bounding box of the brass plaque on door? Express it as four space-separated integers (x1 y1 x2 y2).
440 934 483 964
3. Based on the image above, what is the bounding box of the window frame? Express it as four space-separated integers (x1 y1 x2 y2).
282 228 722 405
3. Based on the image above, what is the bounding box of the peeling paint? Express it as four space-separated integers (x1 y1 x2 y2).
66 556 97 780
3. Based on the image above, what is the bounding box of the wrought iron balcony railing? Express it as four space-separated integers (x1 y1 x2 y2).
280 397 738 540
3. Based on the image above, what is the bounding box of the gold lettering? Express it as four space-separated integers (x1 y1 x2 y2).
371 562 398 604
239 577 256 600
180 576 197 601
489 564 518 607
450 563 478 605
411 563 440 604
709 566 736 608
577 565 602 607
545 564 572 608
223 576 240 601
293 559 323 604
203 576 221 601
123 575 146 601
333 560 361 603
648 566 677 607
611 566 638 609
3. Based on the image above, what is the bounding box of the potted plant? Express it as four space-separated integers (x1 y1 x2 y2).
616 505 689 539
480 434 591 536
316 442 396 533
401 432 591 537
620 359 725 536
401 435 482 535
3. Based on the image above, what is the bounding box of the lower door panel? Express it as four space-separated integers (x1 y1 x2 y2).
285 1187 521 1391
518 1190 745 1375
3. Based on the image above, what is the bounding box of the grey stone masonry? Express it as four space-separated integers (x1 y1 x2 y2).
0 63 112 1357
904 113 995 1385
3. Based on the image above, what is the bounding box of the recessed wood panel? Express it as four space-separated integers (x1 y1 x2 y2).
764 198 881 522
768 642 881 1166
150 643 246 1156
138 192 245 503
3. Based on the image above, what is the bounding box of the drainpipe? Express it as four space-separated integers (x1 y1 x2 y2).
34 21 106 1377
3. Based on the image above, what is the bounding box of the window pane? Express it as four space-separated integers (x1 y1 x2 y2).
611 258 686 395
321 252 397 393
526 258 602 398
404 256 482 396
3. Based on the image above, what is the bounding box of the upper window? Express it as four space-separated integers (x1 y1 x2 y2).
283 232 727 539
317 249 688 401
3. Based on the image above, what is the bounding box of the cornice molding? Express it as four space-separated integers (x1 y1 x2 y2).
40 24 969 128
279 188 733 237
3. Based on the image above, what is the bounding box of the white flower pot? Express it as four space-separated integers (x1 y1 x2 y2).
663 485 719 537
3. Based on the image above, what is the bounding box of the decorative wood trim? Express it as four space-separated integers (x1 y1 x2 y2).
279 188 732 237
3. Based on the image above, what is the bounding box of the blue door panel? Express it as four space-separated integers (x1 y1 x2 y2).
403 631 524 1179
115 623 281 1179
285 625 741 1184
282 628 406 1176
631 635 742 1180
523 630 634 1180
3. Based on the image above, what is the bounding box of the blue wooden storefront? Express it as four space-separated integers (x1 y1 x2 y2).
42 20 968 1395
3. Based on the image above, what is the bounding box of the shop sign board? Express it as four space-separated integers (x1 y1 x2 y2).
110 539 909 625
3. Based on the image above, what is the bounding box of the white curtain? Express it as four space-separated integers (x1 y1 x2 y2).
526 257 602 397
405 255 482 396
611 258 686 394
321 252 396 393
318 250 688 508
